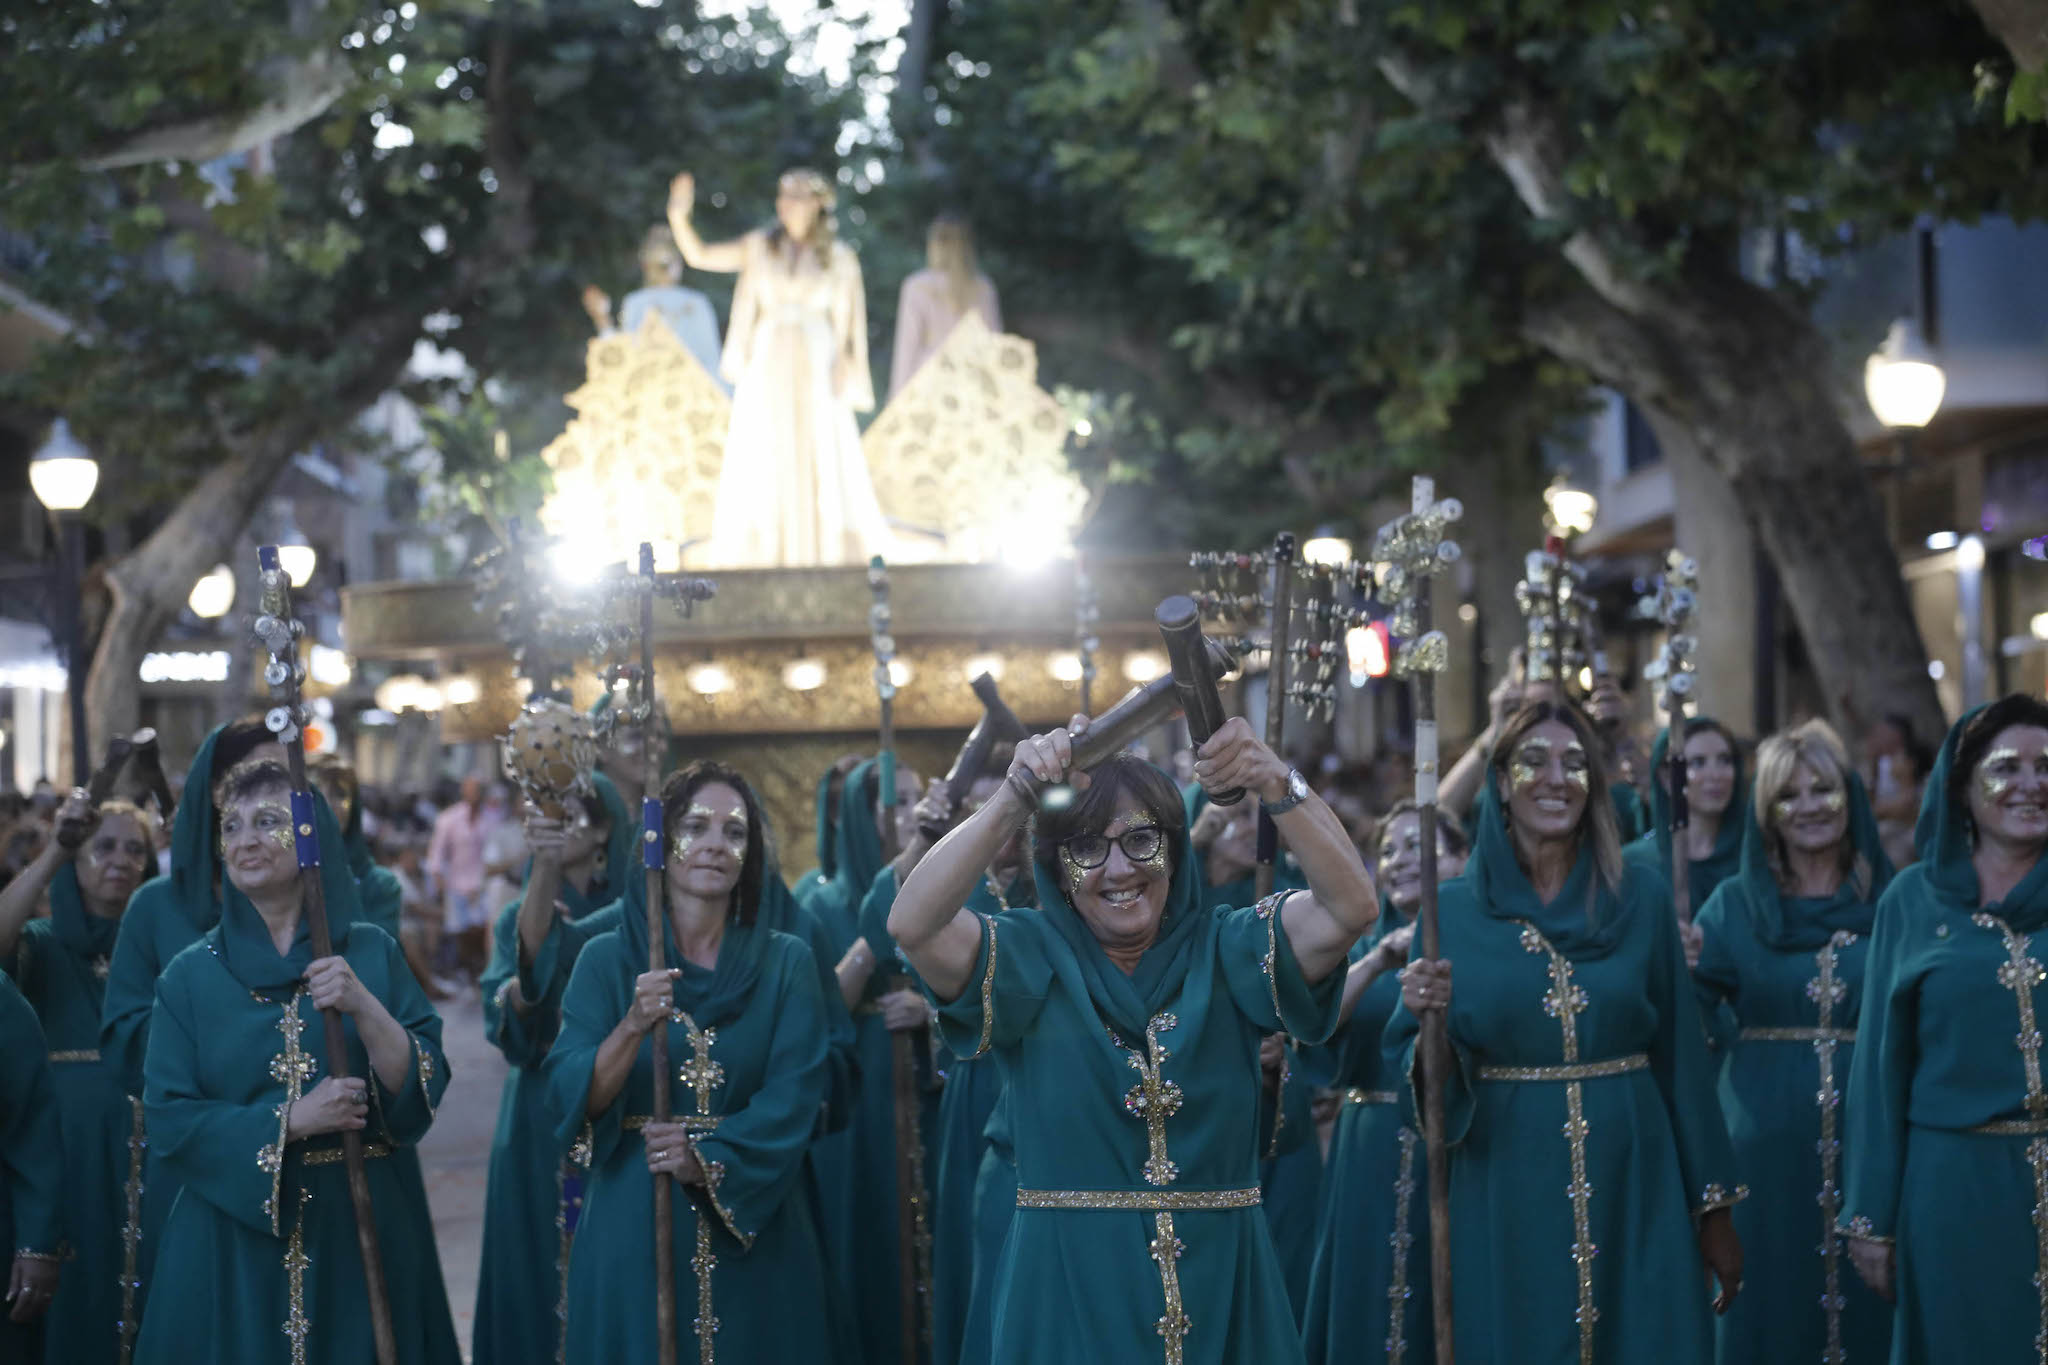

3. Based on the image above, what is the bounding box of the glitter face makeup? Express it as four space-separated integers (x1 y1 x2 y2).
220 800 297 857
1508 739 1551 793
1561 742 1591 795
1978 746 2027 802
672 797 748 868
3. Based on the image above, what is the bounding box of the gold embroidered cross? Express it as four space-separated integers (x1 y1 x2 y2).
1118 1013 1183 1187
1977 914 2048 1117
673 1010 724 1116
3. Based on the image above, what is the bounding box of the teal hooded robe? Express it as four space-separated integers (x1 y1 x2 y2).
1624 722 1750 912
1693 771 1893 1365
543 867 836 1364
1302 901 1434 1365
472 772 634 1365
133 795 459 1365
1840 706 2048 1363
1386 784 1743 1365
7 864 146 1365
0 973 64 1365
919 777 1344 1365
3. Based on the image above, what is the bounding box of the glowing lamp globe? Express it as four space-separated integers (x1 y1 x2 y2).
1865 319 1946 430
29 419 98 512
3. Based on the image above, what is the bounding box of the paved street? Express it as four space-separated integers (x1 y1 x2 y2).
419 986 507 1362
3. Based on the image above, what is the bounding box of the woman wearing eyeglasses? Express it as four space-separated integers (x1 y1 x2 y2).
888 715 1377 1365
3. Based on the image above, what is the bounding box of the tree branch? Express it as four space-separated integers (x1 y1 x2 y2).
81 50 351 171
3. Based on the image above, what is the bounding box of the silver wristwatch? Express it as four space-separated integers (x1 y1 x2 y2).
1261 769 1310 816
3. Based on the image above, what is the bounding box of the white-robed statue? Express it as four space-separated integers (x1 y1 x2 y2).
666 167 893 567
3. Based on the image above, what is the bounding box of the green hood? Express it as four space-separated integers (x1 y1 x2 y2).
1731 769 1894 951
1645 719 1750 906
215 788 364 993
1914 705 2048 931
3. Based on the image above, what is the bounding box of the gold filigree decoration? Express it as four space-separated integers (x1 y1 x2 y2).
673 1011 725 1116
1255 892 1286 1023
555 1162 573 1365
415 1035 439 1119
47 1049 101 1064
1117 1014 1184 1187
1517 922 1599 1365
1149 1212 1191 1364
966 913 998 1060
1341 1088 1399 1106
539 312 733 562
262 988 312 1234
860 313 1085 559
1386 1125 1421 1365
116 1097 145 1365
1807 930 1856 1365
282 1188 313 1365
691 1209 719 1365
1474 1056 1647 1083
1973 912 2048 1362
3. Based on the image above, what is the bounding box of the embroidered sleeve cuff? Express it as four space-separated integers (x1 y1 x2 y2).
1255 893 1290 1023
1840 1214 1894 1246
681 1133 752 1250
1695 1182 1749 1215
260 1098 290 1236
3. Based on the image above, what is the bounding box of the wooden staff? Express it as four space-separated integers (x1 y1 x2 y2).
1646 552 1702 924
1256 533 1297 901
627 544 680 1365
1373 479 1463 1364
54 734 134 850
1158 596 1244 805
252 545 398 1365
1075 554 1100 717
869 556 929 1362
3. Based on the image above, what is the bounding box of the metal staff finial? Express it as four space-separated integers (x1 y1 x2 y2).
1642 548 1703 926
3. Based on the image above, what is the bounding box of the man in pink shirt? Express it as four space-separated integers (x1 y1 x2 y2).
426 776 499 978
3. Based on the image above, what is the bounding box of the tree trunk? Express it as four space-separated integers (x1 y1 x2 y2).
1524 272 1947 748
1375 68 1951 748
85 448 292 742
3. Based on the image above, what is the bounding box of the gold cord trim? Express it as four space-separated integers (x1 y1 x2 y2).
47 1049 101 1063
1341 1088 1399 1106
1474 1054 1648 1083
1736 1026 1857 1042
1150 1211 1190 1363
1014 1187 1262 1210
260 987 311 1234
1969 1117 2048 1136
554 1161 572 1365
1385 1125 1420 1365
414 1034 439 1119
116 1096 145 1365
690 1203 719 1365
1255 893 1286 1022
966 913 998 1060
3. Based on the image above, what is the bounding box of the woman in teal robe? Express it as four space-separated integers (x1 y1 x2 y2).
1625 718 1748 913
1391 701 1743 1365
98 718 281 1321
794 761 856 915
544 760 835 1364
474 776 632 1365
1841 695 2048 1362
0 972 65 1364
0 797 156 1365
888 718 1379 1365
1302 801 1468 1365
136 759 458 1365
1693 720 1893 1365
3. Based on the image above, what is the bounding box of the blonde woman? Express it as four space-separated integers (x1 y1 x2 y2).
888 214 1002 398
667 167 891 567
1691 719 1893 1365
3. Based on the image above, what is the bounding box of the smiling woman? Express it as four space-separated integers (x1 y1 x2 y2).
1389 699 1745 1365
1842 694 2048 1364
0 798 157 1365
885 714 1378 1365
543 760 838 1365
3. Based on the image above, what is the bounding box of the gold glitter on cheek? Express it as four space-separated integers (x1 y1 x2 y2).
1058 846 1086 894
1979 751 2020 803
1772 798 1797 824
1509 742 1550 792
671 830 697 863
1562 744 1591 795
1820 789 1846 814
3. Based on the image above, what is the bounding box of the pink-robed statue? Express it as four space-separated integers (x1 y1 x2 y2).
888 214 1003 401
667 168 893 567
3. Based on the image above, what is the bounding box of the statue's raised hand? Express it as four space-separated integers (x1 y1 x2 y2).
668 171 695 218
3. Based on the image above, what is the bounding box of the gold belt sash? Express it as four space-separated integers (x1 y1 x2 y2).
302 1142 393 1166
47 1049 101 1064
1738 1027 1856 1043
1476 1053 1649 1083
1341 1088 1398 1106
1968 1116 2048 1136
1016 1187 1262 1211
623 1114 722 1133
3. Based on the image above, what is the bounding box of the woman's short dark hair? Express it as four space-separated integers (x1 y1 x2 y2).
1491 700 1624 888
1032 756 1189 886
219 759 293 810
1374 798 1471 860
1948 694 2048 813
661 761 769 926
572 787 609 829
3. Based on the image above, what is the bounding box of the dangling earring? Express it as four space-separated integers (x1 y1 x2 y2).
593 846 608 875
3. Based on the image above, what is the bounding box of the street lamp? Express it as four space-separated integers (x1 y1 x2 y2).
271 504 318 589
1542 474 1600 538
29 418 99 782
1864 318 1947 431
188 564 236 619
